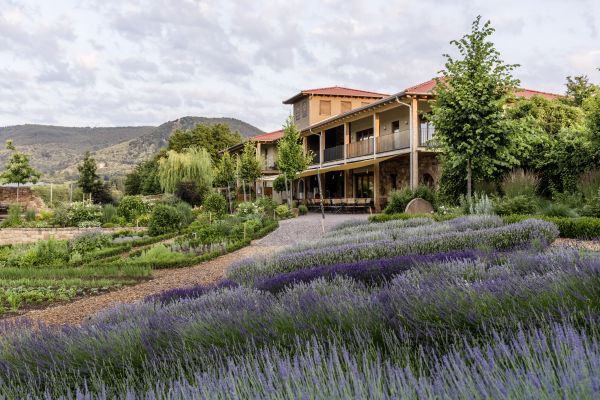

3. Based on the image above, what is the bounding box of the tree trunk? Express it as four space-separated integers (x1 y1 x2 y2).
226 185 232 214
466 158 472 199
284 175 290 208
242 180 247 202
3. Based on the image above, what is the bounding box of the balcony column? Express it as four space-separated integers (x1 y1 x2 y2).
255 142 262 162
373 162 380 212
343 122 349 161
303 136 307 154
410 97 419 189
373 112 380 157
319 131 325 166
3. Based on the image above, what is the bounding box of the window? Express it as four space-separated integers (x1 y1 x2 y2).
420 121 435 145
356 128 374 141
319 100 331 115
301 100 308 118
391 120 400 134
341 101 352 113
294 103 301 121
355 173 374 198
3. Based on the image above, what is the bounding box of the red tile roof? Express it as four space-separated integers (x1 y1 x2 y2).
405 78 562 100
283 86 389 104
251 129 283 142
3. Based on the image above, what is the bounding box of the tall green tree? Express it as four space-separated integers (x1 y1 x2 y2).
168 123 242 162
125 157 162 195
77 151 102 201
238 141 262 202
431 16 519 198
158 147 214 194
0 140 41 203
214 151 237 213
565 75 596 106
276 116 313 206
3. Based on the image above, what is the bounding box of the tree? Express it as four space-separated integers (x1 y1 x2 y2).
158 147 214 194
238 141 262 202
214 151 237 213
276 116 313 206
77 151 103 201
565 75 596 106
168 123 243 162
125 157 162 195
431 16 519 198
0 140 41 203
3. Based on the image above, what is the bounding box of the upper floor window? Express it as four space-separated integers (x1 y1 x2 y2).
420 121 436 145
341 101 352 113
301 100 308 118
294 103 301 121
319 100 331 116
391 120 400 135
356 128 374 141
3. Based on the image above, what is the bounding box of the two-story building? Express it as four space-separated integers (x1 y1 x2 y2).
286 80 560 212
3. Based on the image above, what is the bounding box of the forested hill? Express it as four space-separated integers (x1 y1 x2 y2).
0 117 263 180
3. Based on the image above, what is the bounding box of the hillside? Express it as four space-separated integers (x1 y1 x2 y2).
0 117 263 181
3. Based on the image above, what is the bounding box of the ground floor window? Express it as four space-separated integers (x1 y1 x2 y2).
355 172 373 198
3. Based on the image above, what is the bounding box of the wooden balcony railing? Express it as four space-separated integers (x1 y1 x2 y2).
347 138 374 158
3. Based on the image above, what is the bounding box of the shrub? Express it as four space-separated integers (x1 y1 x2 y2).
148 204 184 236
175 180 204 206
275 204 292 219
69 230 112 256
580 189 600 217
236 202 263 219
137 244 188 263
384 185 435 214
298 204 308 215
256 197 277 216
493 195 537 215
8 239 70 268
175 202 195 226
101 204 118 224
51 202 102 227
24 208 36 222
117 196 148 223
501 169 539 198
1 204 22 227
577 169 600 200
203 193 228 217
502 215 600 239
468 193 494 215
542 203 578 218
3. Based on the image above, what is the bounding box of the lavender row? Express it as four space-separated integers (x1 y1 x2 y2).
46 322 598 400
1 249 596 393
290 215 503 254
228 218 560 286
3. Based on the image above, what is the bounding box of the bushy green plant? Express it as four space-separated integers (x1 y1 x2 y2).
1 204 22 227
494 195 538 215
501 169 539 198
9 239 69 268
577 170 600 200
384 185 436 214
255 197 277 216
117 196 148 223
275 204 292 219
138 244 188 263
175 202 195 226
24 208 36 222
148 204 184 236
69 231 112 256
236 202 263 219
102 204 118 224
51 202 102 227
502 214 600 238
580 188 600 217
468 193 494 215
203 193 227 217
542 203 578 218
298 204 308 215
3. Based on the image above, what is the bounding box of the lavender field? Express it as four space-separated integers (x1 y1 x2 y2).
0 216 598 399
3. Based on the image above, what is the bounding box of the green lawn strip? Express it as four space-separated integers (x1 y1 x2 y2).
0 277 135 288
0 263 152 280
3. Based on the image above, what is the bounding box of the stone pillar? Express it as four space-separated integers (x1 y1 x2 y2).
411 97 419 189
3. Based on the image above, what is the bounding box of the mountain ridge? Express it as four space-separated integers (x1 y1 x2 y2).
0 116 263 181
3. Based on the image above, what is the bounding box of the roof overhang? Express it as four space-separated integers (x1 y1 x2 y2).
299 155 397 177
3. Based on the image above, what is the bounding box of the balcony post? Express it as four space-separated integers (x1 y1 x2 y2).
343 122 349 161
373 112 380 158
410 97 419 189
319 131 325 166
373 161 380 212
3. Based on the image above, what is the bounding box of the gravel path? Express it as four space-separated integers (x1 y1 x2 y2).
552 238 600 251
10 213 367 326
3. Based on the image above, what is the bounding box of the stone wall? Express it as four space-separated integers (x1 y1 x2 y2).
0 227 145 246
0 187 46 212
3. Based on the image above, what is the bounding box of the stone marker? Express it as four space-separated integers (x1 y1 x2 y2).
404 198 434 214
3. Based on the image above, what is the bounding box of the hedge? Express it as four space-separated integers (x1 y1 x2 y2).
369 213 459 223
502 215 600 239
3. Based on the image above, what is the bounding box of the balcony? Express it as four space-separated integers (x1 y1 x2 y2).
347 138 374 158
377 130 410 153
323 144 344 162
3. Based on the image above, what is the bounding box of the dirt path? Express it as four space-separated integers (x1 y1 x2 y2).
12 244 282 326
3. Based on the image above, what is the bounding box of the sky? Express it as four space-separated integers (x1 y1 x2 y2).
1 0 599 132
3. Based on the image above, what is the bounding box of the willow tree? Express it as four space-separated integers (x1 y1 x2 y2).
158 147 214 194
